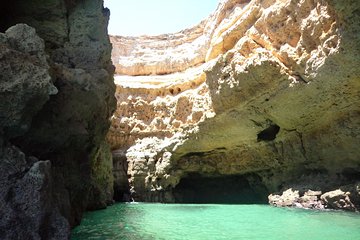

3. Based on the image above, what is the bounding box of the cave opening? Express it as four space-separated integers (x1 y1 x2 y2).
173 173 269 204
257 124 280 141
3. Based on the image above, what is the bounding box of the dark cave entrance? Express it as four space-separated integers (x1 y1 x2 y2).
257 124 280 142
173 173 268 204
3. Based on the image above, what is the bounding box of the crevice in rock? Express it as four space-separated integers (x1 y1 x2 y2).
295 130 309 161
112 149 131 202
292 73 308 84
181 151 206 158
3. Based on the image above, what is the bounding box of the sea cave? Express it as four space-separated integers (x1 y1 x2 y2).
0 0 360 239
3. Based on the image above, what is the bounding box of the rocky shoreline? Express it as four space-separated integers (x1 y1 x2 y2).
269 183 360 211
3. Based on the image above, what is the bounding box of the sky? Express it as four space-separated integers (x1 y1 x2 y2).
104 0 220 36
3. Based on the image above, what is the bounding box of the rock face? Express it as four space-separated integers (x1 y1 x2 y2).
0 146 68 239
321 189 355 211
108 0 360 210
269 188 324 210
112 149 131 201
0 24 57 138
269 183 360 211
110 0 250 76
110 24 208 76
0 24 67 239
107 64 214 150
0 0 115 238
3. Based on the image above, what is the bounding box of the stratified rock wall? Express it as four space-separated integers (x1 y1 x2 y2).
108 0 360 208
0 0 115 238
107 64 214 150
110 0 250 76
110 24 208 75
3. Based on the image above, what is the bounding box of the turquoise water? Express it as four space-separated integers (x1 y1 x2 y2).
72 203 360 240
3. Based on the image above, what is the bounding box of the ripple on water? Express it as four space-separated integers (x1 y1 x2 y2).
71 203 360 240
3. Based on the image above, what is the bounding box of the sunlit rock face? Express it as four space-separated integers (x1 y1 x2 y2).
110 25 208 76
107 64 215 150
110 0 250 76
108 0 360 208
0 0 115 238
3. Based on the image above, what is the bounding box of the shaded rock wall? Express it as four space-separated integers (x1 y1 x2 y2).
0 0 115 238
0 24 56 138
112 149 131 201
0 24 67 239
87 141 114 210
108 0 360 208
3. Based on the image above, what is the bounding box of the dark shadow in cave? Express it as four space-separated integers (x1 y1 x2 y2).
112 150 131 202
173 173 268 204
0 1 19 32
257 124 280 142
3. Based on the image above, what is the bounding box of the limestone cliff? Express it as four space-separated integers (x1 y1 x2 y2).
108 0 360 207
110 24 208 75
0 0 115 238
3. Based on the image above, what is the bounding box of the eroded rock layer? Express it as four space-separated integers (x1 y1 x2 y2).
110 0 250 76
109 0 360 209
0 0 115 238
107 63 214 150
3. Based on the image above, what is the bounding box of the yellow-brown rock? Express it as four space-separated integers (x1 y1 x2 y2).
110 0 250 76
110 25 208 75
108 0 360 207
107 63 214 150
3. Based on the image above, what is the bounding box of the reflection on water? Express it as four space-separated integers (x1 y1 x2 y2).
72 203 360 240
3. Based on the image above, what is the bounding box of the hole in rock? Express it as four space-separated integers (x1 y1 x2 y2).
257 124 280 141
173 173 268 204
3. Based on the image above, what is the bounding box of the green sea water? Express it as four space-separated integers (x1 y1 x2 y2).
72 203 360 240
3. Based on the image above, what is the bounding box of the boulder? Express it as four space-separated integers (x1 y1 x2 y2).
321 189 355 211
268 188 300 207
0 145 69 239
0 24 56 138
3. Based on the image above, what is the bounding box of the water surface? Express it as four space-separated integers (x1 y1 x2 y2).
72 203 360 240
